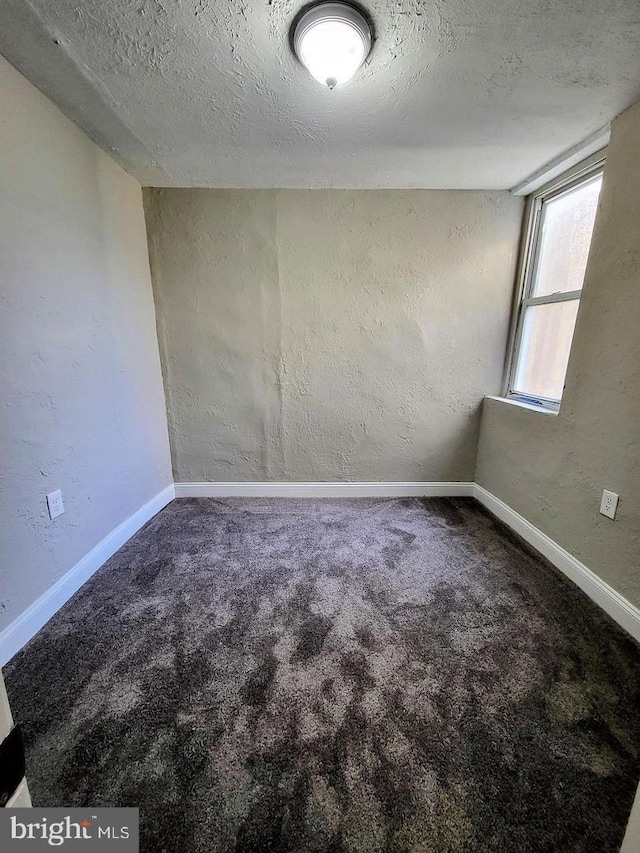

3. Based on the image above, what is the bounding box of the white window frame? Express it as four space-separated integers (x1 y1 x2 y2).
504 153 606 411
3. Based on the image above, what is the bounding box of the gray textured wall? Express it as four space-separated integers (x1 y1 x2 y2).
476 98 640 608
0 56 172 634
145 188 523 483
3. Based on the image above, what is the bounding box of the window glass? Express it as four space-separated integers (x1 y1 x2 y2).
531 175 602 298
512 300 580 401
508 162 604 406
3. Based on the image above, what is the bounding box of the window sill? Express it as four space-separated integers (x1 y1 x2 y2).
485 395 559 415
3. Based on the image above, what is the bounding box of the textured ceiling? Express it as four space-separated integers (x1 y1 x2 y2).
1 0 639 188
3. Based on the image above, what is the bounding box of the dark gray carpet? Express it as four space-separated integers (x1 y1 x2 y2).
4 497 640 852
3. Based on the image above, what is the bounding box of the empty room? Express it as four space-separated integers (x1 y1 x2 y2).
0 1 639 851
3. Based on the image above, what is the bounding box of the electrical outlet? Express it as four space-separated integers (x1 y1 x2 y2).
46 489 64 520
599 489 618 520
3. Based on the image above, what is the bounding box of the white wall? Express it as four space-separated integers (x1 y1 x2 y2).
145 189 523 483
476 98 640 608
0 55 172 636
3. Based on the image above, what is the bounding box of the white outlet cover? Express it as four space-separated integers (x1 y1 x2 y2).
46 489 65 520
599 489 619 520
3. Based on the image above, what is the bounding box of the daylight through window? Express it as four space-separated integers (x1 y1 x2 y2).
508 165 603 407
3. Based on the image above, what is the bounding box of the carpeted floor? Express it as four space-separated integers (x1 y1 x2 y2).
4 497 640 852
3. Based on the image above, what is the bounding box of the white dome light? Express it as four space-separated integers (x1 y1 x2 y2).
293 3 372 89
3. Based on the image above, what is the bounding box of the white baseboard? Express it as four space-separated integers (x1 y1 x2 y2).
175 481 640 639
3 480 637 665
473 484 640 643
174 481 475 498
0 484 175 667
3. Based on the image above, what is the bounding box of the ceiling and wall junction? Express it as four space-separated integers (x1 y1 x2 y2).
0 0 638 189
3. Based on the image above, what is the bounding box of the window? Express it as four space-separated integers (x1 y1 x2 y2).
507 162 604 409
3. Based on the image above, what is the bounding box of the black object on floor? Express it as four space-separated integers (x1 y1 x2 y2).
4 497 640 852
0 724 25 807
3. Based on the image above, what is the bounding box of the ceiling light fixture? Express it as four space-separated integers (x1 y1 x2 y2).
292 2 372 90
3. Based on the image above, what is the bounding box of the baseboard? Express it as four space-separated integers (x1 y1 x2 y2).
0 484 175 667
3 480 636 664
174 481 475 498
473 484 640 643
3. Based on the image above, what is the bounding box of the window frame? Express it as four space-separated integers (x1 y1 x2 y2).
504 154 606 411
